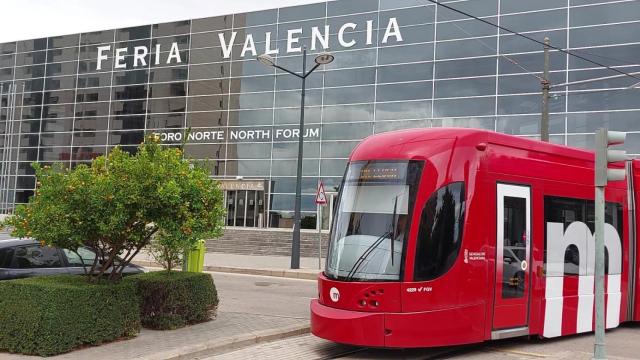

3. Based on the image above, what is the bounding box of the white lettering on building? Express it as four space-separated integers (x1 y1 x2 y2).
96 18 403 69
338 23 357 48
287 28 303 53
96 42 184 70
114 47 127 69
219 32 237 59
311 26 330 51
166 42 182 64
382 17 403 44
133 46 148 67
96 46 110 70
241 34 257 57
153 127 320 144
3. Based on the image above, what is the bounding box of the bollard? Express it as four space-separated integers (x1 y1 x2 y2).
185 240 206 272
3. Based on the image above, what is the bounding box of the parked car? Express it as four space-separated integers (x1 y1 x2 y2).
0 239 146 280
503 246 527 292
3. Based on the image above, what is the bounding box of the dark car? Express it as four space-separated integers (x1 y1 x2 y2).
0 239 146 280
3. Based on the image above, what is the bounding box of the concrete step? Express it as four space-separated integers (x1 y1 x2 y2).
203 228 330 257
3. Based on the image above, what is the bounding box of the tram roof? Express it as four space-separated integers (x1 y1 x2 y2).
353 128 595 162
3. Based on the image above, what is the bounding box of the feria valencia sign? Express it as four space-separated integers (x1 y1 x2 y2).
96 17 403 70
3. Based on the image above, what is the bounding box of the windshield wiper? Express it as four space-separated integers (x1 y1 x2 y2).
390 196 398 266
344 230 392 281
343 194 401 281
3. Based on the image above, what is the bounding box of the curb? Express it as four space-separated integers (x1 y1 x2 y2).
134 261 319 281
136 323 310 360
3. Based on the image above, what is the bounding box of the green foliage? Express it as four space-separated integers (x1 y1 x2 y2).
4 136 226 282
0 275 140 356
148 231 186 272
127 271 218 330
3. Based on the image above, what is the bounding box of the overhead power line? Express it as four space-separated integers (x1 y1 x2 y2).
427 0 640 82
570 49 639 67
447 21 544 82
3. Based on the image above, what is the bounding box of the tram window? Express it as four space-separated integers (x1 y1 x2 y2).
544 196 623 276
564 245 580 275
413 182 466 282
502 196 527 299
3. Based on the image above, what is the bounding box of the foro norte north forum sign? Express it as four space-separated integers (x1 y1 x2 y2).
153 127 320 143
95 17 404 70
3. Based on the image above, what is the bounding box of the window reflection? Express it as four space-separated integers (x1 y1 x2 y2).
375 101 431 121
153 20 191 36
377 81 432 102
2 0 640 210
323 104 373 123
434 97 495 117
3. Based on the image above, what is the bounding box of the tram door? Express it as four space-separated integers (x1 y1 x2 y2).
493 184 531 333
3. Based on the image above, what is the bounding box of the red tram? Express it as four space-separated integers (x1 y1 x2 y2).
310 128 640 347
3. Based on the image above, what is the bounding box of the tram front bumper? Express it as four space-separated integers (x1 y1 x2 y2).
311 299 486 348
310 299 385 347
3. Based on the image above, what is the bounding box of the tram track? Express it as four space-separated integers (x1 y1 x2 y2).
317 347 367 360
319 343 479 360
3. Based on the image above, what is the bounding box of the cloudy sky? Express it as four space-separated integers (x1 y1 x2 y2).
0 0 323 43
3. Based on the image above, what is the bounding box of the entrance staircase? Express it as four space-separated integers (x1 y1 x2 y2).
205 228 329 258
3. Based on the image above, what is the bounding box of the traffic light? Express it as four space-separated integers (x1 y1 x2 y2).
595 128 627 186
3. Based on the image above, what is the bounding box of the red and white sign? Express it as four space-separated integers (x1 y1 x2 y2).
315 181 327 205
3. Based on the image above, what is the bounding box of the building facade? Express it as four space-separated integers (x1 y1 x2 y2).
0 0 639 230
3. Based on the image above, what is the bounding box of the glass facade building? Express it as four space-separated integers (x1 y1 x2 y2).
0 0 639 229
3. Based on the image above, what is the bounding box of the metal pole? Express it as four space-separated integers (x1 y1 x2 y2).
318 204 322 270
594 128 607 359
291 47 307 270
541 37 550 142
594 184 606 359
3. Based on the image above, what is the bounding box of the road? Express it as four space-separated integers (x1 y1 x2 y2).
203 272 639 360
212 271 316 320
210 321 640 360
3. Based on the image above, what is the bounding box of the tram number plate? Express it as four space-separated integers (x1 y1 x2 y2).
406 286 432 293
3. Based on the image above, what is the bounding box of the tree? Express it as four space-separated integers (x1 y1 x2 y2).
3 136 225 282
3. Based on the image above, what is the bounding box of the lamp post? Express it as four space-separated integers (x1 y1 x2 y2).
257 48 334 269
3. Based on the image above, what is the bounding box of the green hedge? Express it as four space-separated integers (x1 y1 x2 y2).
0 275 140 356
127 271 218 330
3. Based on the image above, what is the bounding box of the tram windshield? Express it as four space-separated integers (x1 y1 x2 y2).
326 160 423 281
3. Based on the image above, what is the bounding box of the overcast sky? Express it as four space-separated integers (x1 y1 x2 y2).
0 0 323 43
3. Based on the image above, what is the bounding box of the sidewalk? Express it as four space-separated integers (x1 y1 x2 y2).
2 268 316 360
134 252 325 280
2 244 318 360
2 313 308 360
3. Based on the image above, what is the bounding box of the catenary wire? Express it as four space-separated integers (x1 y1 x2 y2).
447 21 544 82
570 48 640 67
427 0 640 82
550 83 639 98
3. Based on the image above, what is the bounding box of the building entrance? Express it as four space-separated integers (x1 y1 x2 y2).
219 179 267 228
225 190 265 227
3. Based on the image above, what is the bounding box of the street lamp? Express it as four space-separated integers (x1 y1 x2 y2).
257 48 334 269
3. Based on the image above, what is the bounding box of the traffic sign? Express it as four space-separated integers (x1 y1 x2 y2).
315 181 327 205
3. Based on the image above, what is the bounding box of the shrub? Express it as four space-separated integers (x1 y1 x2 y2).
4 136 225 283
128 271 218 330
0 275 140 356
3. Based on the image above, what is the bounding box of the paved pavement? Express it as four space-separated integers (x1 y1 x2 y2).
206 325 640 360
1 272 316 360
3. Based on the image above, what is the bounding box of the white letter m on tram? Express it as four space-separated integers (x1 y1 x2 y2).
543 221 622 338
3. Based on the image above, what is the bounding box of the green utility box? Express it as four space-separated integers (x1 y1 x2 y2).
184 239 206 272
